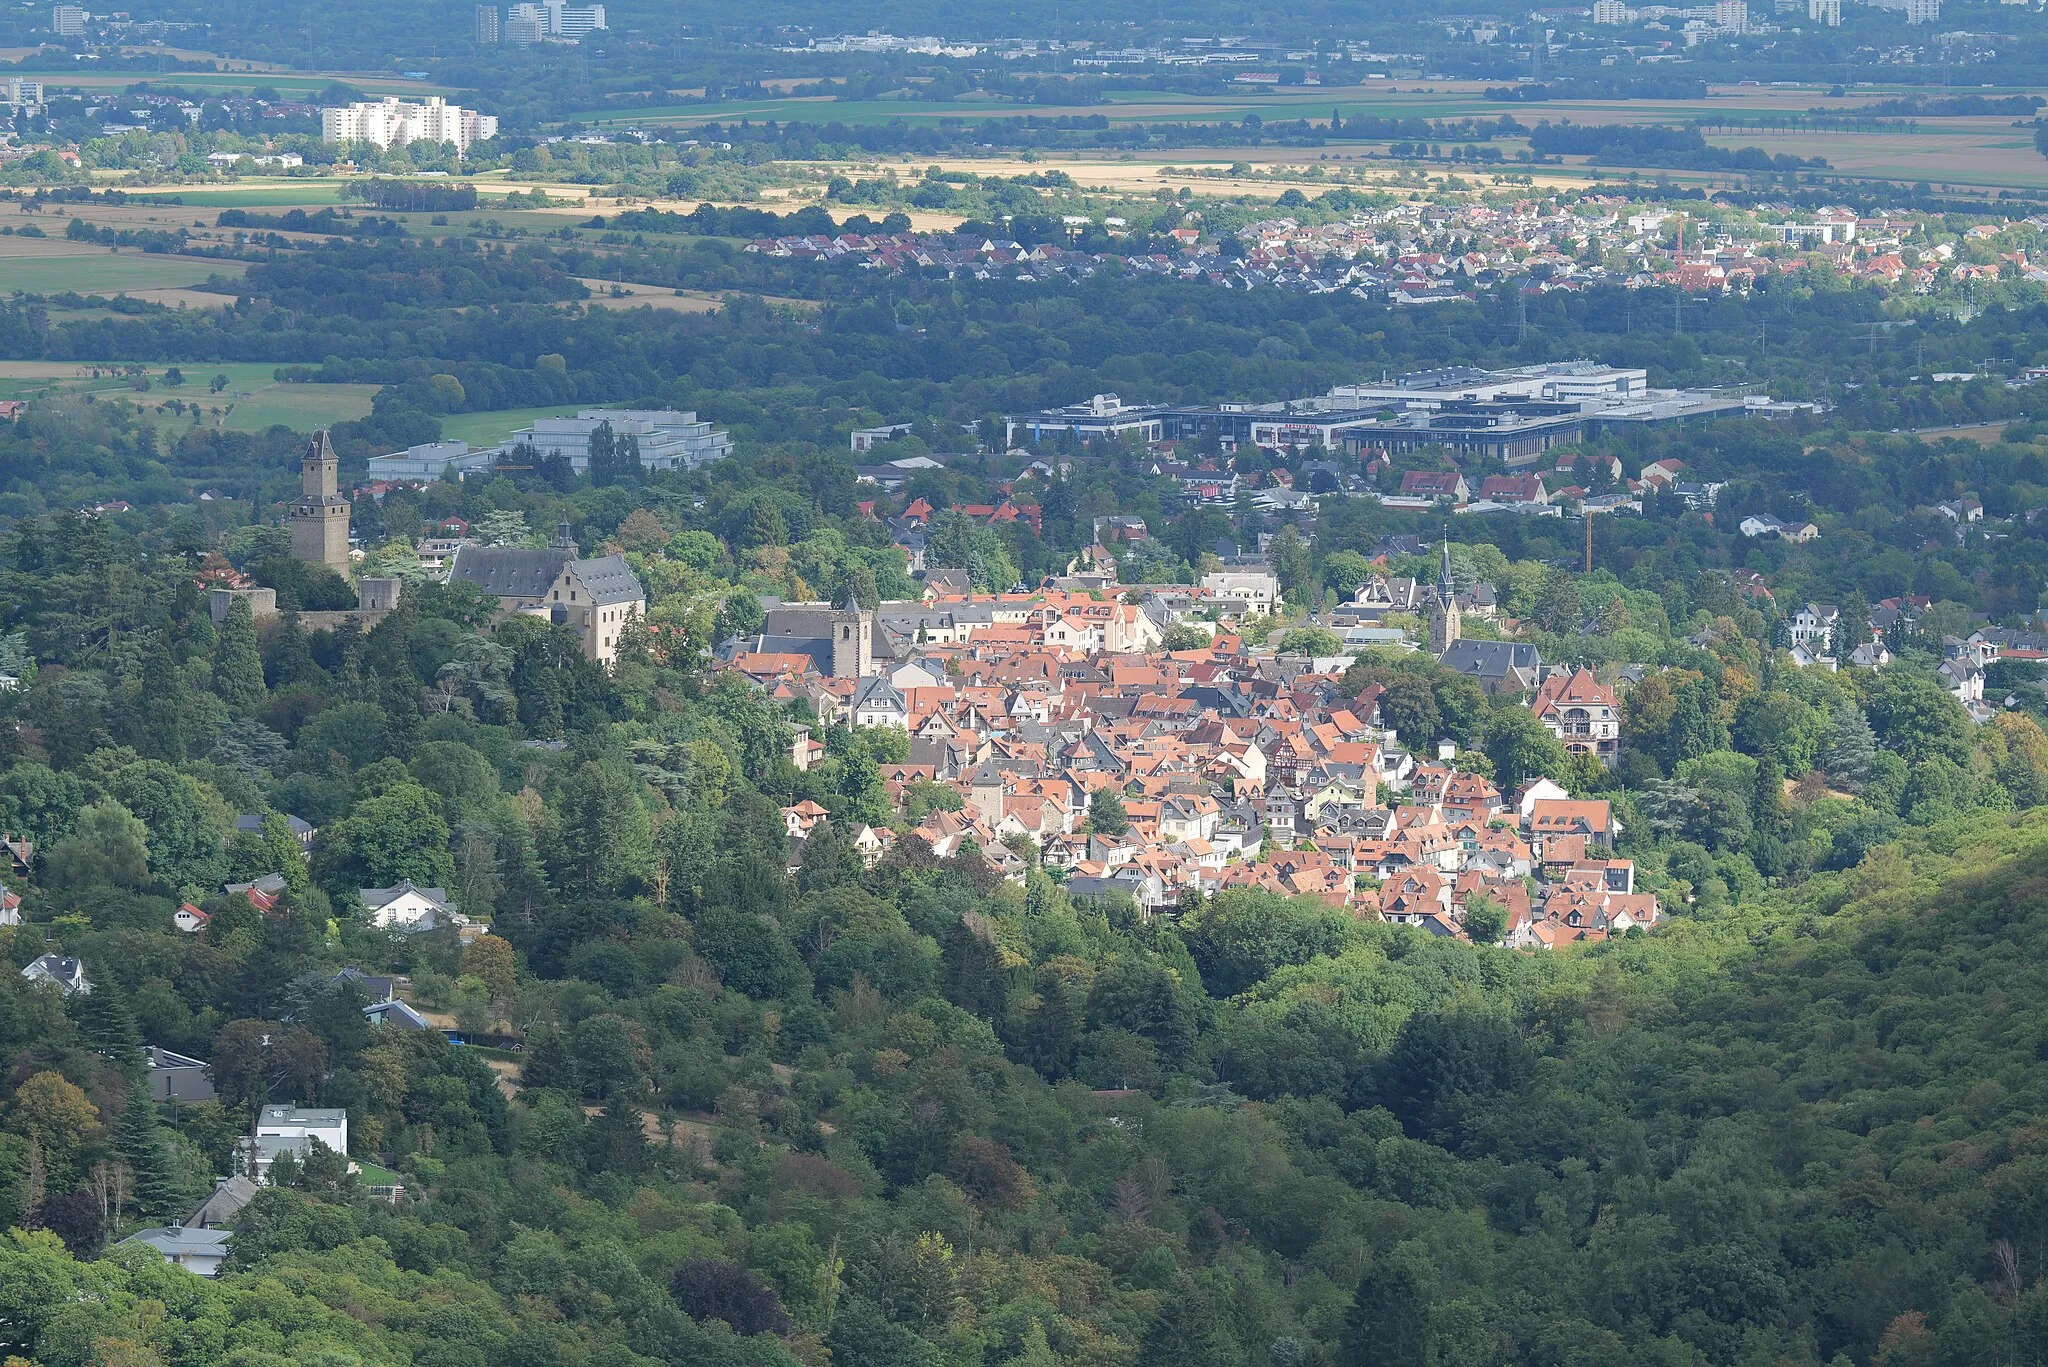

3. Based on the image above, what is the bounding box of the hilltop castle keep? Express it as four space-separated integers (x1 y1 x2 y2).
291 430 351 573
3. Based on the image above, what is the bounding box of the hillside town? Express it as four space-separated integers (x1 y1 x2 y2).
714 538 1658 950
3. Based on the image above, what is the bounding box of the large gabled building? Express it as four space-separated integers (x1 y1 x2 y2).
447 522 646 668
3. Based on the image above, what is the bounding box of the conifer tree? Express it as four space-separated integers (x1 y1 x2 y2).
69 981 142 1066
1345 1257 1430 1367
263 610 314 690
113 1073 184 1220
586 1092 648 1175
131 632 189 762
520 1022 575 1092
211 595 266 712
1824 701 1880 793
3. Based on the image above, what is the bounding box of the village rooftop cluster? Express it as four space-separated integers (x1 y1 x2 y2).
716 540 1656 951
743 195 2048 300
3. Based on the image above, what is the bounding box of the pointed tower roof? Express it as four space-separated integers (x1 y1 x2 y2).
303 430 335 465
1437 527 1455 600
551 521 577 550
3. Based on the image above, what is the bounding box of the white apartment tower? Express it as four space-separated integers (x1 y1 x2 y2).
321 97 499 154
1807 0 1841 24
1904 0 1938 21
1714 0 1750 32
1592 0 1634 21
50 4 85 36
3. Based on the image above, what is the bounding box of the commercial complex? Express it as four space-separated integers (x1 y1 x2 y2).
502 409 733 474
366 410 735 483
1005 363 1789 468
320 97 498 154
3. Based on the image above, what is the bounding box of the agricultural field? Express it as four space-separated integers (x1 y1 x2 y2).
572 79 2048 197
41 70 452 98
123 182 356 208
0 360 377 433
0 231 245 297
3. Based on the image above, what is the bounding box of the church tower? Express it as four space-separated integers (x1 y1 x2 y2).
830 590 873 679
1428 530 1461 657
290 430 351 573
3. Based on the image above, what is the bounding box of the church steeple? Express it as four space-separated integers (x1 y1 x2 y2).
1429 526 1461 657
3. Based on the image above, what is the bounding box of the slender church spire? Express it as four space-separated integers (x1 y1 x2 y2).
1429 525 1461 656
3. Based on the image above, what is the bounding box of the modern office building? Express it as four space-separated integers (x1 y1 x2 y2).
1005 363 1785 466
505 0 605 37
500 409 734 473
320 97 498 154
364 440 500 482
547 1 607 35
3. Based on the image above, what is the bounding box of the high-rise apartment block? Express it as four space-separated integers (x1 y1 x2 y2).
321 96 498 154
1904 0 1939 22
1807 0 1841 24
474 5 500 43
50 5 86 36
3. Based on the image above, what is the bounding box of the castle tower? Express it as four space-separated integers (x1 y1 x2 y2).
290 431 351 573
830 590 873 679
1428 529 1461 656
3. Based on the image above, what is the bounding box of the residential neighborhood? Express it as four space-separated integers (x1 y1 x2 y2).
723 540 1658 949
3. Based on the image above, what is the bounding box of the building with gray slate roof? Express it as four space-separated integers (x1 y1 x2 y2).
448 522 646 668
147 1046 217 1103
121 1224 233 1276
1440 639 1543 696
718 593 880 679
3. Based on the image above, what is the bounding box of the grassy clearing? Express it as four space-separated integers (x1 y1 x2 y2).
220 383 381 432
